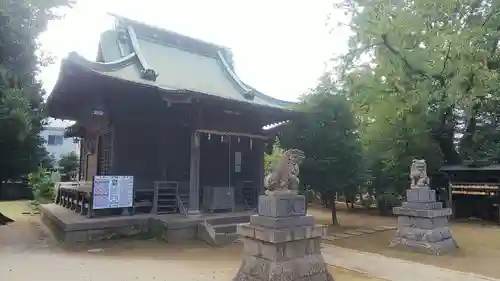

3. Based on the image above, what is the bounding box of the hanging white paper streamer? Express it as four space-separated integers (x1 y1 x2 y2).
250 138 253 150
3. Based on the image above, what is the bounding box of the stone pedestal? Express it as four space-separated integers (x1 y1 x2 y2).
233 194 334 281
390 187 458 255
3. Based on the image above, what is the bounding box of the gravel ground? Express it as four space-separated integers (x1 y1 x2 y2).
0 215 378 281
1 201 498 281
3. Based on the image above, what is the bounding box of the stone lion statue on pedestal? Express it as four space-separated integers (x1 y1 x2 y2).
410 159 429 188
264 149 305 195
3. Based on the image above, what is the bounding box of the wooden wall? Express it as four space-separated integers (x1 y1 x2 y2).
77 97 272 197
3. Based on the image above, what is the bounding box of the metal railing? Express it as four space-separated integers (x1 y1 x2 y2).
176 194 188 216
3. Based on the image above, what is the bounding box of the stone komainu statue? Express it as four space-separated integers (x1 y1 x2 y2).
264 149 305 194
410 159 429 188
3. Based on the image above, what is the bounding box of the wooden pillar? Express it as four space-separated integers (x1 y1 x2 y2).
188 130 201 215
256 140 265 196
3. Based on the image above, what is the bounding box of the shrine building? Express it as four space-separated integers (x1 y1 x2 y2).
46 14 298 217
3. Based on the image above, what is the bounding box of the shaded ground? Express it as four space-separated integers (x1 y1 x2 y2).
0 201 380 281
312 204 500 279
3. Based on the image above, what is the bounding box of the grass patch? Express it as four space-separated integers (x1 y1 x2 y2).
0 200 30 219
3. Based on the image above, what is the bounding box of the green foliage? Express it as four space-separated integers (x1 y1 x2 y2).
58 151 79 175
279 74 364 200
264 141 283 175
28 167 55 204
0 0 72 183
360 197 375 208
376 192 402 215
329 0 500 194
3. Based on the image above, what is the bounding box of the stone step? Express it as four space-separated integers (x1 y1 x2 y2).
207 215 250 225
197 222 240 246
213 223 238 234
322 226 397 241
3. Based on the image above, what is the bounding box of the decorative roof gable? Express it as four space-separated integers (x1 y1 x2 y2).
55 14 296 110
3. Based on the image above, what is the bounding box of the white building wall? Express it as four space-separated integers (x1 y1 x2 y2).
41 126 80 167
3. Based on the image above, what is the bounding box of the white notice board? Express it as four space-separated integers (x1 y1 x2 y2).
92 175 134 210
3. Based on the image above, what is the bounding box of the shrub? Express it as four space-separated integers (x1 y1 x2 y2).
361 197 375 208
376 192 402 216
28 167 55 205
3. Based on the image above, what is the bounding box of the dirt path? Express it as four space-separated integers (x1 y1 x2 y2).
323 245 500 281
310 205 500 278
2 201 499 281
0 214 377 281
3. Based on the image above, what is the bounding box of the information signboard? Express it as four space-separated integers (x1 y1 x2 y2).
92 175 134 210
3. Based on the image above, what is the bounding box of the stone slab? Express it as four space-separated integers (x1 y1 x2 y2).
393 207 452 218
250 215 314 229
406 188 436 203
331 233 351 239
238 223 327 243
355 228 377 234
258 195 306 218
402 201 443 210
322 236 341 241
243 237 322 261
233 252 334 281
390 236 458 255
394 226 453 243
373 226 396 231
344 230 365 236
397 216 449 229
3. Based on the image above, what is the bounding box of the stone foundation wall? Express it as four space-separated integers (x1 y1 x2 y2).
40 205 216 245
41 214 152 244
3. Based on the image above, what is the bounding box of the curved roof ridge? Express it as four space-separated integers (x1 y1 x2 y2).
109 13 231 53
216 51 297 107
65 51 138 72
125 25 159 81
216 50 255 100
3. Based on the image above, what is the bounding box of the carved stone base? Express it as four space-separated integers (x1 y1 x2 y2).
390 187 458 255
233 195 334 281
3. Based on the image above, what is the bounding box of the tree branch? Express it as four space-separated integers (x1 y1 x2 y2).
439 43 452 76
381 33 447 85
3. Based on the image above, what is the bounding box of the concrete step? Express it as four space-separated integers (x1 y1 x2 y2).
213 223 237 234
207 214 250 225
197 221 241 246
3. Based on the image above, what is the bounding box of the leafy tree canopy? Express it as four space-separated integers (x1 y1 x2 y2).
0 0 72 183
329 0 500 192
279 74 364 223
58 151 79 175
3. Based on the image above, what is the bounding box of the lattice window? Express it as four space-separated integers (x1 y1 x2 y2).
79 139 85 180
98 129 113 176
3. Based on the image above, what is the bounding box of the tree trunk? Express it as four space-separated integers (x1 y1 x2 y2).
459 103 480 159
435 107 461 164
331 198 339 225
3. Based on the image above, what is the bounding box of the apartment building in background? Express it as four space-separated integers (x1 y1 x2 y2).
41 121 80 167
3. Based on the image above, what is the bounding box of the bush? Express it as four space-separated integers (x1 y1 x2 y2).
28 167 55 205
361 197 375 208
376 192 402 216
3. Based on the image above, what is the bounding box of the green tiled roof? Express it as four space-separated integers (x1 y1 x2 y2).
58 14 296 110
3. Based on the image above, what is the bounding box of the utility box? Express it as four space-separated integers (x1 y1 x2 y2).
203 186 234 212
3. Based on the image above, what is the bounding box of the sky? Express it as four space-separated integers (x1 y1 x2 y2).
38 0 350 125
